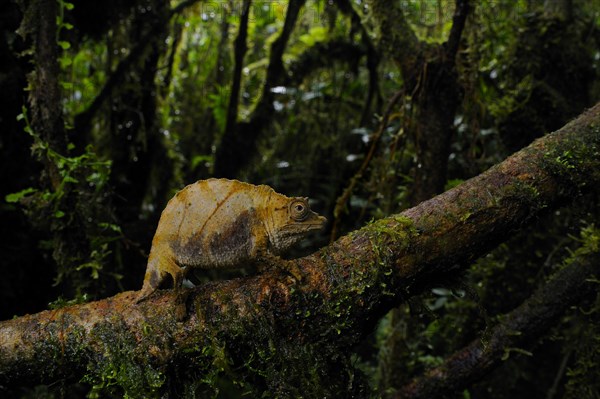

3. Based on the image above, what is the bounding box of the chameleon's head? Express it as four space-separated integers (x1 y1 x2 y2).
268 196 326 253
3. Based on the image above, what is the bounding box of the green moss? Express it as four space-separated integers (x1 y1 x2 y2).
505 179 546 214
541 129 600 193
366 215 417 267
369 215 418 242
311 215 419 349
367 215 417 273
563 224 600 266
82 319 166 398
179 308 370 398
30 315 89 385
578 224 600 253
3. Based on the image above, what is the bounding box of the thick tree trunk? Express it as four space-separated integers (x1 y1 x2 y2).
1 103 599 393
24 0 66 184
410 69 459 203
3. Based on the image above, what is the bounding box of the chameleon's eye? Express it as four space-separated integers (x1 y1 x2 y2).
290 200 310 221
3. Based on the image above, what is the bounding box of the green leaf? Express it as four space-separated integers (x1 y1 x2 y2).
98 222 122 233
5 187 37 203
191 154 213 170
60 56 73 68
298 26 327 46
58 41 71 50
54 210 65 218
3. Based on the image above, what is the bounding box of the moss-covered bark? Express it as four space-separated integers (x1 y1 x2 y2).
1 103 599 395
396 233 600 399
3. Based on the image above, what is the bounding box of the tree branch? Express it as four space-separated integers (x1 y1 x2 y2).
330 89 405 241
333 0 380 124
445 0 470 59
160 18 184 97
286 39 365 86
368 0 422 79
21 0 66 186
368 0 471 205
395 247 600 399
169 0 203 17
214 0 306 178
2 103 600 392
222 0 251 141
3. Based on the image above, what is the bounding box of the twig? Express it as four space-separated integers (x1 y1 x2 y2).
445 0 470 59
329 89 405 241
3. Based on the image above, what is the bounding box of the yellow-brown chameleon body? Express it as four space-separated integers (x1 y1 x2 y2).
137 178 326 302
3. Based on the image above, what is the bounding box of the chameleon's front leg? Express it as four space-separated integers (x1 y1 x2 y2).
256 251 304 281
163 259 190 321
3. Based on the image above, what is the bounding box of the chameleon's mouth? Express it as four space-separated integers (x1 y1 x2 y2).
299 212 327 230
303 215 327 230
280 215 327 234
305 223 325 230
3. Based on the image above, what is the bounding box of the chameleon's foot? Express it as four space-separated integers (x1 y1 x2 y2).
135 287 155 304
173 289 190 322
258 254 303 281
285 261 303 281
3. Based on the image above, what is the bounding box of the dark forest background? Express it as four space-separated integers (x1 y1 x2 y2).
1 0 600 397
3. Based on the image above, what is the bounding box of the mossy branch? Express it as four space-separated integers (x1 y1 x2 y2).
395 236 600 399
1 103 600 394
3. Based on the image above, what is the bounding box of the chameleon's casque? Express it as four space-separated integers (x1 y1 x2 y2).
137 178 326 302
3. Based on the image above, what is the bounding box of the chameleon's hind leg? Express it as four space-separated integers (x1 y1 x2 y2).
164 259 184 294
136 253 184 303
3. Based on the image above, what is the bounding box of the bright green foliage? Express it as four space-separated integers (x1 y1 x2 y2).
9 105 120 294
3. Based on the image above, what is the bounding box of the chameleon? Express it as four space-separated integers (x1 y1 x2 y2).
137 178 326 302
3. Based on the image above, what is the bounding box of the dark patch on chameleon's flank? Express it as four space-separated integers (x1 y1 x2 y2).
209 210 253 261
173 233 203 267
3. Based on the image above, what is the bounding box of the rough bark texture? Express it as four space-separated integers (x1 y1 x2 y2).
1 103 599 392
